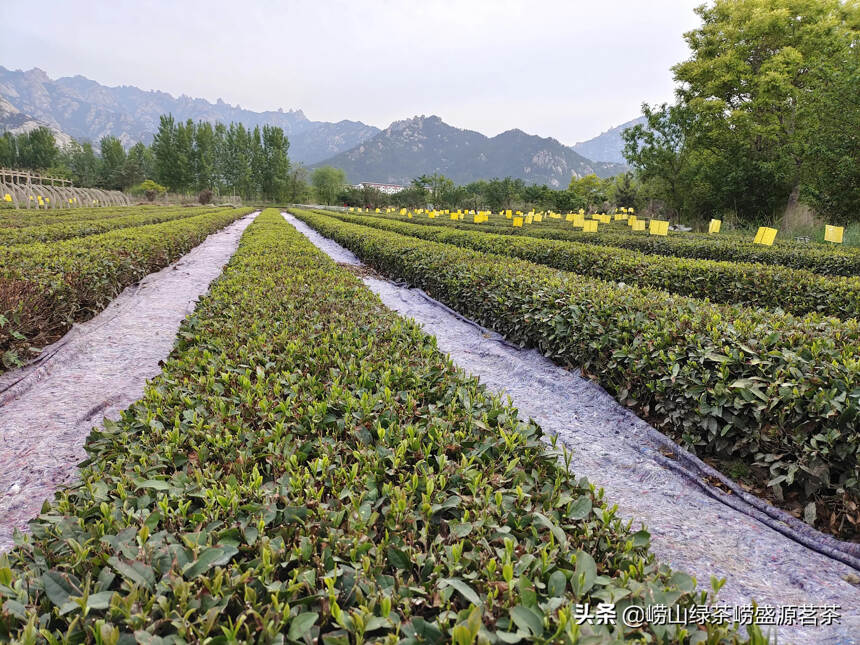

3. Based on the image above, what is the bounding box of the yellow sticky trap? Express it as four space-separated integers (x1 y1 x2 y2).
512 217 523 227
3 193 11 202
573 214 585 227
583 220 598 233
407 213 412 218
824 225 844 244
614 213 628 221
753 227 778 246
709 219 721 234
565 214 574 222
525 215 533 225
632 220 646 231
649 220 669 236
534 214 543 222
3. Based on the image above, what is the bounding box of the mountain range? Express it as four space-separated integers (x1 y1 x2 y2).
0 66 637 184
314 116 625 186
0 67 379 164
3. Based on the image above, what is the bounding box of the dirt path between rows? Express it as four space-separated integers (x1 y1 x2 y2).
0 212 258 552
283 212 859 645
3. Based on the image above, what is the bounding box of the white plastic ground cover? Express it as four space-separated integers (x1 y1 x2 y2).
283 212 859 645
0 212 259 552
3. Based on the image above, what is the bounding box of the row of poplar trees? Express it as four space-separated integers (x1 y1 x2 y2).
151 115 291 200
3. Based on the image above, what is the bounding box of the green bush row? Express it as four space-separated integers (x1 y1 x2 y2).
320 211 860 320
294 209 860 536
0 209 747 643
0 207 228 246
356 211 860 277
0 206 147 229
0 207 252 372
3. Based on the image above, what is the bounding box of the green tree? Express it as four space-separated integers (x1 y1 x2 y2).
312 166 346 205
568 174 608 212
484 177 523 211
99 136 126 189
193 121 217 192
623 0 859 224
121 142 154 188
675 0 858 220
285 164 311 203
62 140 100 187
799 31 860 223
260 125 290 200
0 132 16 167
622 104 695 218
152 115 181 191
17 127 58 169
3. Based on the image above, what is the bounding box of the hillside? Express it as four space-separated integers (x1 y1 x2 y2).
315 115 626 186
0 67 379 163
0 94 73 147
572 116 646 164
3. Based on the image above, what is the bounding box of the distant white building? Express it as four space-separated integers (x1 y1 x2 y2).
353 182 406 195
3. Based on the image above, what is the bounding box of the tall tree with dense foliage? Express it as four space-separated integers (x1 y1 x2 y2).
260 125 290 200
624 0 859 224
312 166 346 205
152 115 182 191
99 136 126 190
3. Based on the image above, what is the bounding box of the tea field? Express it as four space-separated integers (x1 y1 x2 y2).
0 206 253 371
293 208 860 541
2 204 856 643
0 210 760 643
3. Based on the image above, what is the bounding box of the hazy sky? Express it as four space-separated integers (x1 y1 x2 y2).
1 0 702 145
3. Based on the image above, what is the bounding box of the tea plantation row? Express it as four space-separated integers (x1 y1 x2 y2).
0 207 235 247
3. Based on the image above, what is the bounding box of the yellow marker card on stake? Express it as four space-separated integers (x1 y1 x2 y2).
753 227 778 246
649 220 669 236
824 225 844 244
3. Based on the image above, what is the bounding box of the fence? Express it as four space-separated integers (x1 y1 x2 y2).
0 168 131 209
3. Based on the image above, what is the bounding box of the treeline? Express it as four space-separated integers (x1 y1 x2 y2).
149 115 299 200
622 0 859 225
0 115 305 202
314 168 639 213
0 129 152 191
